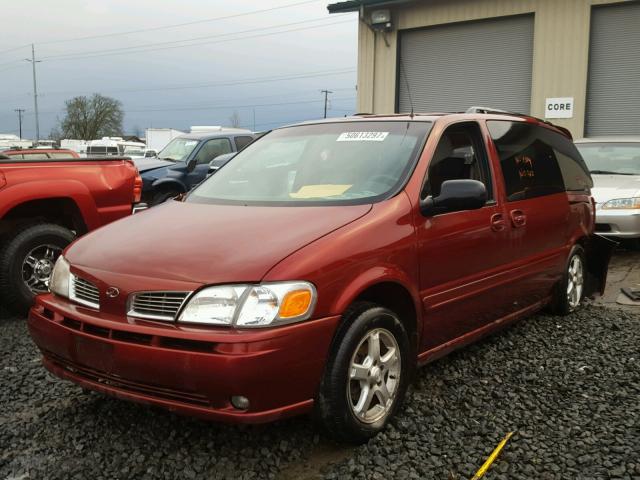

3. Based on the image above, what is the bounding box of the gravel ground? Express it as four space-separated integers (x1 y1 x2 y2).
1 304 638 480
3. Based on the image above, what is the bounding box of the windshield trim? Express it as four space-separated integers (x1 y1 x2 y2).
186 120 433 207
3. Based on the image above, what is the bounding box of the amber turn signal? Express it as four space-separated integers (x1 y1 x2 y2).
278 289 313 318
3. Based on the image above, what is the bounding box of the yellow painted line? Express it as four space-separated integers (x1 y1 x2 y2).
471 431 515 480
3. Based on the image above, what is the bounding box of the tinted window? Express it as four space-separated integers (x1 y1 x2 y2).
87 146 107 154
423 122 493 200
488 121 565 201
194 138 233 164
234 136 254 151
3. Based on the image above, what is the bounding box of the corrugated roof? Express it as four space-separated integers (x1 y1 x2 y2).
327 0 406 13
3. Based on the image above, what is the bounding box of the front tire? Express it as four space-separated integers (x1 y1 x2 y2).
0 223 74 315
151 190 180 206
550 245 586 316
316 302 411 443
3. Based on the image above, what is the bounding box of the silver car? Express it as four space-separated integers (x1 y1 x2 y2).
575 137 640 246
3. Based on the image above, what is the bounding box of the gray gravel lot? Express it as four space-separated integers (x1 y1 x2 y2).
1 303 638 480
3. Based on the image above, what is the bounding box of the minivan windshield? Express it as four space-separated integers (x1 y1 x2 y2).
157 138 200 162
576 142 640 175
188 121 431 206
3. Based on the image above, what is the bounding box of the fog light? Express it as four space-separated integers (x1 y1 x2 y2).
231 395 250 410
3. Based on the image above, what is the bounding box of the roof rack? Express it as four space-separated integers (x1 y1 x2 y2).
464 106 573 139
465 106 509 114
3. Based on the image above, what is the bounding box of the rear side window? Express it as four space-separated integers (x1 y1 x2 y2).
234 136 254 151
488 121 565 201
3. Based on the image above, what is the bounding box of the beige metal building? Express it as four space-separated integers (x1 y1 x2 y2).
328 0 640 138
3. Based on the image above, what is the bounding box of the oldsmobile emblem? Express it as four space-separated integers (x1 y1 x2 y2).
105 287 120 298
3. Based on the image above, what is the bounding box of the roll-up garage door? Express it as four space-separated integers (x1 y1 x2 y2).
585 3 640 136
397 15 534 114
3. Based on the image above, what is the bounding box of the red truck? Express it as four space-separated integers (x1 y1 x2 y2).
0 155 142 314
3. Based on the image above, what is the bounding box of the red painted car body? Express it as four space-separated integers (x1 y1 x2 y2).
0 156 141 231
28 113 607 424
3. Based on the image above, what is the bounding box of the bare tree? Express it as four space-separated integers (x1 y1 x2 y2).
228 110 241 128
58 94 124 140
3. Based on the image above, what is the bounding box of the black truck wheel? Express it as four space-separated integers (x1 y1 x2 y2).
0 223 75 315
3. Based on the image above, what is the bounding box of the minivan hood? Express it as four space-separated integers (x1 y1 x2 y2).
134 157 175 173
591 174 640 204
66 200 372 284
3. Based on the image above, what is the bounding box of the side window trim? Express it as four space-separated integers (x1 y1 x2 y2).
420 121 496 204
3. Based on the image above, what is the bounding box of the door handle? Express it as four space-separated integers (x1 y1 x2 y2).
490 213 506 232
510 209 527 228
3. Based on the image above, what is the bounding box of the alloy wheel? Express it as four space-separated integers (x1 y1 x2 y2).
347 328 401 424
22 244 62 294
566 254 584 309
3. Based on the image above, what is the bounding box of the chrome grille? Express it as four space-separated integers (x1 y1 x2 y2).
70 275 100 309
128 291 190 321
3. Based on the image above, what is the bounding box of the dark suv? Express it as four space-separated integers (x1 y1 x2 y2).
136 128 256 204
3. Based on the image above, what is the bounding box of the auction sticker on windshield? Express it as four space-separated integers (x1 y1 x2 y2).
337 132 389 142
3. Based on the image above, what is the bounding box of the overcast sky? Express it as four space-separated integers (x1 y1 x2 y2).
0 0 358 139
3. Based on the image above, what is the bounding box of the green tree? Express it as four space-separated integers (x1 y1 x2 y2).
59 94 124 140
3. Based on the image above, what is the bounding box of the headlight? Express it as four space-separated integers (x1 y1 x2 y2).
601 197 640 209
177 281 316 328
49 255 71 298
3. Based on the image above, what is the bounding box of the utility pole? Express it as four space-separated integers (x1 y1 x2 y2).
25 44 41 143
14 108 25 138
321 89 333 119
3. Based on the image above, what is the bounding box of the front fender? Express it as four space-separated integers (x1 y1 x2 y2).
331 265 422 321
150 178 187 193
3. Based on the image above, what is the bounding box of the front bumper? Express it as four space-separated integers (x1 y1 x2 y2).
28 294 340 423
595 209 640 238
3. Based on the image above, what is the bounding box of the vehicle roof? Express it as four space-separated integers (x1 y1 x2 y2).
575 136 640 143
280 112 572 138
177 128 254 141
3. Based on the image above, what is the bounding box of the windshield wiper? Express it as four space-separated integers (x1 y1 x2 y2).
589 170 634 175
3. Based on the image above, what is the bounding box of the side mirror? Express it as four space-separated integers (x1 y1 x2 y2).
208 161 220 174
186 159 197 172
420 179 487 216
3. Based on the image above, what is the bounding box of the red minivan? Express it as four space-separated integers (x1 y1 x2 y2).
28 110 611 442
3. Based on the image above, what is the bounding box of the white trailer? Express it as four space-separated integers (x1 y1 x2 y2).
145 128 184 152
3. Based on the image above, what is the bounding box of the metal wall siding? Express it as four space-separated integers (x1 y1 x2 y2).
586 2 640 136
397 15 534 114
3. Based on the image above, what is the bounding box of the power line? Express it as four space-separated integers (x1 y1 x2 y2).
0 44 31 56
41 15 347 60
25 68 356 98
40 18 353 62
17 96 356 117
37 0 323 45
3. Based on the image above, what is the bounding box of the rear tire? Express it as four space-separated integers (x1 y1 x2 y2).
0 223 74 315
315 302 411 444
550 245 586 316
